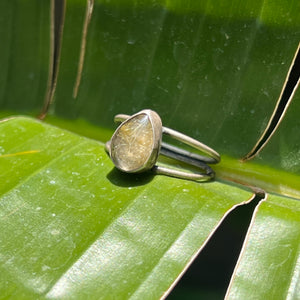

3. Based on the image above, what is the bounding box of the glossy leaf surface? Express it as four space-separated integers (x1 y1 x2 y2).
226 194 300 299
53 0 300 173
0 0 300 299
0 117 252 298
0 1 49 112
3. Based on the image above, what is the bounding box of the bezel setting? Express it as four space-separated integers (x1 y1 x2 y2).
109 109 162 173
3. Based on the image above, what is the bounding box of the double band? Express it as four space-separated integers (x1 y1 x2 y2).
105 109 220 181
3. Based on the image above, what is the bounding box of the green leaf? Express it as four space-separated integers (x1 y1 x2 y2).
1 0 300 298
226 194 300 299
0 1 49 112
54 0 300 169
0 117 253 298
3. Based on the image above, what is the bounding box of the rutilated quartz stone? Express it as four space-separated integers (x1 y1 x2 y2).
111 114 154 172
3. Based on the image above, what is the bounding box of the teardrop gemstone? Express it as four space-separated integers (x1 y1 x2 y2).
110 113 154 172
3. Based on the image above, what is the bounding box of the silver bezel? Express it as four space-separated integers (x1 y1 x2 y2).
109 109 162 173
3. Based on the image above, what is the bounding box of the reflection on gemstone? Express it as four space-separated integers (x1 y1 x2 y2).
111 114 154 172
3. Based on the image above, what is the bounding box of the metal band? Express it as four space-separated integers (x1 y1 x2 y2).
105 140 214 181
153 165 213 182
154 143 215 181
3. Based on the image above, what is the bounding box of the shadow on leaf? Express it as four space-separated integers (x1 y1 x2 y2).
106 167 154 187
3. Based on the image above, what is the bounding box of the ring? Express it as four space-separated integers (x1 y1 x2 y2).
105 109 220 181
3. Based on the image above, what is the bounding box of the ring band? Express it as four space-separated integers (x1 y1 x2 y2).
105 109 220 181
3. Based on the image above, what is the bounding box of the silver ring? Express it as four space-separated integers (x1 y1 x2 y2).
105 109 220 182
